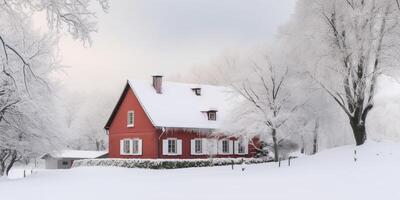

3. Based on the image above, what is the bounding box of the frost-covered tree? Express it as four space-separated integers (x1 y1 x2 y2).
222 54 306 162
0 0 108 176
62 90 110 151
282 0 400 145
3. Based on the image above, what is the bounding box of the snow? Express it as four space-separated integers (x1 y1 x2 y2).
368 76 400 142
1 142 400 200
40 150 107 159
128 80 239 129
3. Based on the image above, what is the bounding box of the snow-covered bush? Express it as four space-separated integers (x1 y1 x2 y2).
72 158 270 169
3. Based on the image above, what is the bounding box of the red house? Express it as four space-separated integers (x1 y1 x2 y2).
105 76 259 159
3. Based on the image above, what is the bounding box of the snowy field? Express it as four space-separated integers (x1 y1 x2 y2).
1 142 399 200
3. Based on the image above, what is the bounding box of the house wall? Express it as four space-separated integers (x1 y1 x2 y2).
158 130 260 159
45 158 75 169
45 157 59 169
108 88 159 159
57 159 75 169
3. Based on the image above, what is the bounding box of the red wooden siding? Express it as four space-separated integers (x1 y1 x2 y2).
158 130 257 159
108 87 159 158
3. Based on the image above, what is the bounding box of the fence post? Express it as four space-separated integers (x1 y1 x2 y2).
354 150 357 162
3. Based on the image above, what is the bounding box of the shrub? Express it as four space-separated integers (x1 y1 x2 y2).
72 157 270 169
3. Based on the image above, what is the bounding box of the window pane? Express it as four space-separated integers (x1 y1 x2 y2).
168 140 176 154
128 111 134 125
238 141 244 154
195 140 202 153
208 112 216 120
222 140 229 153
123 140 130 154
132 140 138 154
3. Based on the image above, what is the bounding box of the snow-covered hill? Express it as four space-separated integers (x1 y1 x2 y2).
1 142 399 200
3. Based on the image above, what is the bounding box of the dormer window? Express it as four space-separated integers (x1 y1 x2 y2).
207 111 217 121
192 88 201 96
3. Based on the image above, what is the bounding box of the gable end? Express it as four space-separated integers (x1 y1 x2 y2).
104 82 130 130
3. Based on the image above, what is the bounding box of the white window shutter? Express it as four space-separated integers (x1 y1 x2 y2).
129 139 134 154
244 140 249 154
132 111 135 126
177 140 182 155
201 138 208 155
120 140 124 155
138 139 143 155
190 139 196 155
211 139 218 155
162 139 168 155
229 140 234 154
218 140 223 154
234 140 239 155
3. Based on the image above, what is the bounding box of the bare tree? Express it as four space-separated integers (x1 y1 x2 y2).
223 55 305 162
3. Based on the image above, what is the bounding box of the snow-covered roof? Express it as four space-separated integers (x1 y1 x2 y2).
40 150 108 159
127 80 238 129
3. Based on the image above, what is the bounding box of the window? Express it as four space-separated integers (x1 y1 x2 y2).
62 161 68 165
123 139 131 154
208 111 216 121
132 140 139 154
195 139 202 154
163 139 181 155
222 140 229 153
127 111 134 127
168 139 177 154
238 141 245 154
121 138 142 155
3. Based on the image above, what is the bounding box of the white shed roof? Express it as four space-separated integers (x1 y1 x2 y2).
128 80 238 130
40 150 108 159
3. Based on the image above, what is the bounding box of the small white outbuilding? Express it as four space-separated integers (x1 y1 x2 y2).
40 150 108 169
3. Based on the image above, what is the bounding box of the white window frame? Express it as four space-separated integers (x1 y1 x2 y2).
234 140 248 155
168 139 177 154
120 138 142 155
194 139 202 154
127 111 134 127
163 138 182 156
238 141 245 154
132 139 139 154
121 139 131 155
218 139 233 155
191 138 209 155
208 112 216 121
222 140 229 154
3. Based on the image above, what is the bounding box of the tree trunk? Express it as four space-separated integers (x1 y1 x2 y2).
5 150 18 176
0 160 5 176
312 120 319 154
272 129 279 162
349 117 367 146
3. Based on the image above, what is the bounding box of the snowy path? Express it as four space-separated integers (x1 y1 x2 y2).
1 142 399 200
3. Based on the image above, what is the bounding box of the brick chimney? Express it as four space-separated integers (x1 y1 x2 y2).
152 75 163 94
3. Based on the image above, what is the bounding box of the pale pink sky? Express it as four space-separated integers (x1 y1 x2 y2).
57 0 297 94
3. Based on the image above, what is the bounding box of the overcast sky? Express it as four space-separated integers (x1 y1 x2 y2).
58 0 297 94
